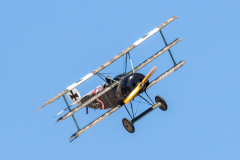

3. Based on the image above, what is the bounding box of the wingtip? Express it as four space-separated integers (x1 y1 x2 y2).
69 133 77 140
34 103 48 113
35 90 69 113
69 136 78 143
34 106 43 113
56 117 63 123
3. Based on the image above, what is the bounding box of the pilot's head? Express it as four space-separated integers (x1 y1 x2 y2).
105 76 113 85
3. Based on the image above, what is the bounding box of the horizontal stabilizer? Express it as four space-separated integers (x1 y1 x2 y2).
66 88 81 105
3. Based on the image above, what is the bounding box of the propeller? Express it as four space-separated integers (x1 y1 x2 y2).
123 66 157 104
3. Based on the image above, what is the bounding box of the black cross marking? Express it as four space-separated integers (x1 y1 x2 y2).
70 90 79 101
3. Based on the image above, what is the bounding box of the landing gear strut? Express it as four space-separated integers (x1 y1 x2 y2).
122 96 167 133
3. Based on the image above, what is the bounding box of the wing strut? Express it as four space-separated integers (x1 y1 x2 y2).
127 52 134 73
159 30 177 66
127 38 182 75
63 95 80 131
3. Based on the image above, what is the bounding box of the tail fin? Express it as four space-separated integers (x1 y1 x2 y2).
66 88 81 105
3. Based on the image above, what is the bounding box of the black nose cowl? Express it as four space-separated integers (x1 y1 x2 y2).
121 73 149 97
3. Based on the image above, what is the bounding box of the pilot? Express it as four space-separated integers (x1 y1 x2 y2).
105 76 113 86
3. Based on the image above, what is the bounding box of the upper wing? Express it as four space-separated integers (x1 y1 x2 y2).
35 16 178 113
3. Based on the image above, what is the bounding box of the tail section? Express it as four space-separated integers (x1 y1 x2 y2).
66 88 81 105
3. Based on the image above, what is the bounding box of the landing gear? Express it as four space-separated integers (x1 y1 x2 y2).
155 95 167 111
122 118 135 133
122 95 167 133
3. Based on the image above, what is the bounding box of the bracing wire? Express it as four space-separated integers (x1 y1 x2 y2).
138 94 153 105
132 100 151 105
135 98 141 115
123 55 124 73
99 73 122 74
96 73 107 83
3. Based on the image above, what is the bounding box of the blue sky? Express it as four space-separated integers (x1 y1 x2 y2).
1 1 240 160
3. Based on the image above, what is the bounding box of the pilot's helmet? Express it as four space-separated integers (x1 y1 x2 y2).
105 76 113 84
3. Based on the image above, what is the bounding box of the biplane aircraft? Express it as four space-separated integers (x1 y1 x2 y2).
35 16 185 142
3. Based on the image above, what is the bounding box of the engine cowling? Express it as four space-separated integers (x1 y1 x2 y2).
121 73 149 97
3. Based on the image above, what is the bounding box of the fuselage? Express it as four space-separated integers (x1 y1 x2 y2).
80 73 149 109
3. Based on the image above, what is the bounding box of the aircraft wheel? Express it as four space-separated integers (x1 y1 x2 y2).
122 118 135 133
155 95 168 111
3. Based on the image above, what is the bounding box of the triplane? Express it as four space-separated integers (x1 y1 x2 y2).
35 16 185 142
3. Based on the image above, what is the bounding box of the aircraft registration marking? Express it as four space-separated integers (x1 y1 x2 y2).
67 73 94 90
133 28 159 46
